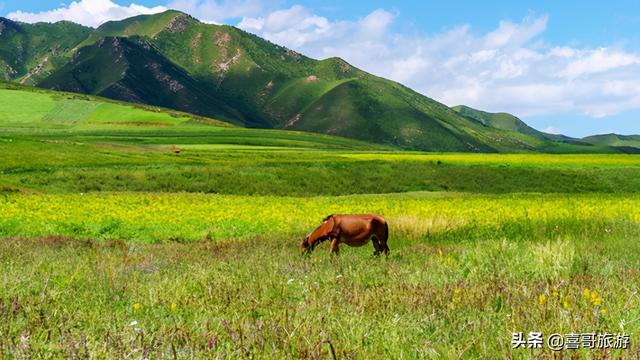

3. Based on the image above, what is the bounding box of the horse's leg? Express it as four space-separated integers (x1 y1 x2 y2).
330 238 340 256
376 221 390 256
370 235 382 256
382 240 390 256
382 223 390 256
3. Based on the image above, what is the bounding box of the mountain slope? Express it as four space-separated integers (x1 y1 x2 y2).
39 36 246 124
0 80 231 126
451 105 624 153
0 82 386 150
582 134 640 153
33 11 533 151
0 18 92 84
452 105 547 139
0 11 634 153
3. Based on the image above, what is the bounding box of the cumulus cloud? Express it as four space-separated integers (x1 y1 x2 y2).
238 7 640 119
238 5 337 47
167 0 275 24
7 0 167 27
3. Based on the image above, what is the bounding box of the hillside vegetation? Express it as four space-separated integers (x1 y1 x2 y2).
583 133 640 152
1 85 639 196
1 12 634 152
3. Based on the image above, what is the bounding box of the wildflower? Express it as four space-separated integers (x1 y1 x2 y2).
287 278 294 285
562 296 570 310
130 320 138 326
538 294 546 306
171 302 177 312
445 255 454 265
592 296 603 306
583 288 591 299
452 287 462 303
133 303 141 311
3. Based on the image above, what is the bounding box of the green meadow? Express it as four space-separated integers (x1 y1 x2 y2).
2 86 640 358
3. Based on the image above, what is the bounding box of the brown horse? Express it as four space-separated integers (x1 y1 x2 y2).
300 214 389 256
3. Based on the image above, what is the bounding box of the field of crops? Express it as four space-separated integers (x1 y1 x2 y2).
2 89 640 357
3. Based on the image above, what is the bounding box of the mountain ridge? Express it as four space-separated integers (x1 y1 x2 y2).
0 11 636 153
582 133 640 153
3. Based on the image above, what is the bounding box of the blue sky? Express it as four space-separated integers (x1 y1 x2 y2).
4 0 640 137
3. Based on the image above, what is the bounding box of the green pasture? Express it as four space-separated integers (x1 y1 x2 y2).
1 86 640 358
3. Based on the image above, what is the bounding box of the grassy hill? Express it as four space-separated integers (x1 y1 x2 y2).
0 18 91 84
0 81 230 126
38 36 247 124
2 11 628 153
3 84 640 196
452 105 548 138
1 12 636 153
0 83 386 150
451 105 619 153
582 133 640 153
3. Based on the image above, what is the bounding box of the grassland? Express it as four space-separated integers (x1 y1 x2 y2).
2 87 640 358
2 195 640 358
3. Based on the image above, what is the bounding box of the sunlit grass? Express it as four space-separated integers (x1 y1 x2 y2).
1 192 639 242
341 152 640 167
1 217 639 358
2 93 640 357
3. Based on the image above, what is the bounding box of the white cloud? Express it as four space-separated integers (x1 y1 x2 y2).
560 48 640 78
483 14 547 48
238 6 640 119
7 0 167 27
238 5 336 48
168 0 274 24
542 126 560 134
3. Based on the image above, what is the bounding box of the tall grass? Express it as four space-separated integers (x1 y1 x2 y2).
1 218 639 358
2 106 640 357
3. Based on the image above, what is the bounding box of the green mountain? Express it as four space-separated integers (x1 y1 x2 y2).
0 80 231 126
450 105 617 153
0 17 91 84
582 134 640 153
38 36 245 123
0 11 634 153
452 105 547 138
0 81 384 150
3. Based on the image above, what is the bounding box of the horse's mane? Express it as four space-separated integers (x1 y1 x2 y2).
307 215 335 246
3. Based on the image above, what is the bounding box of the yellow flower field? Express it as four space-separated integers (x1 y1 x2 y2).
2 192 638 242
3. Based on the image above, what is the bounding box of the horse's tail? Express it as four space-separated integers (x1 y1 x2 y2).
382 218 390 255
383 221 389 242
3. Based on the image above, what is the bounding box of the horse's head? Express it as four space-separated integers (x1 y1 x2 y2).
300 215 334 255
299 235 312 254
